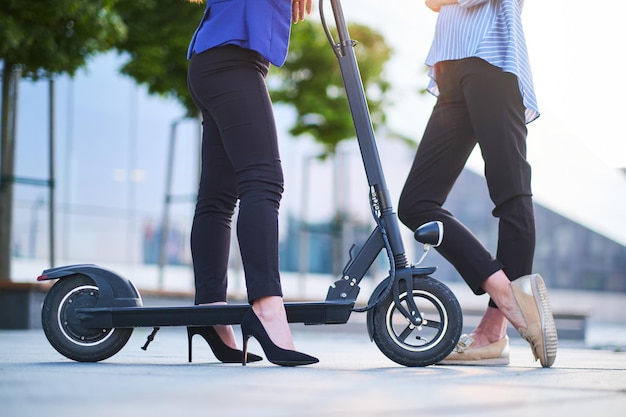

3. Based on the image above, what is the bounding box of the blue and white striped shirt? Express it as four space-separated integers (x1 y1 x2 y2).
425 0 539 123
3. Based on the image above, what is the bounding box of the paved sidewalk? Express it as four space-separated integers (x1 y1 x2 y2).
1 320 625 417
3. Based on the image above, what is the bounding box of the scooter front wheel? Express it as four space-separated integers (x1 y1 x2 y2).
41 274 133 362
369 276 462 367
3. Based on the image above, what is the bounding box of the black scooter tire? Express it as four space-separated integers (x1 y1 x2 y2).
370 276 462 367
41 274 133 362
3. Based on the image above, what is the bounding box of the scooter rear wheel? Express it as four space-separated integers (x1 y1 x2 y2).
41 274 133 362
370 276 462 367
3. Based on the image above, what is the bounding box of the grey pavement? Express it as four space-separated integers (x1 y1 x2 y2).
2 316 625 417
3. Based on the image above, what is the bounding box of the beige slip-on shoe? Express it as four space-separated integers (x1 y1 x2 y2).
511 274 558 367
438 334 510 366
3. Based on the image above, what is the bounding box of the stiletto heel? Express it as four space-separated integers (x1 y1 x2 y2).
240 309 319 367
187 326 262 363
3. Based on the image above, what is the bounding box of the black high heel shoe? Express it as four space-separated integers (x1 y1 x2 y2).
187 326 263 363
240 309 319 367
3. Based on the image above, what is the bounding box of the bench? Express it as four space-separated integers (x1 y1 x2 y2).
0 281 52 329
461 307 589 341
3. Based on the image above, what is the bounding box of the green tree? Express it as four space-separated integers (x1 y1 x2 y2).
113 0 204 116
270 20 393 157
0 0 125 78
0 0 126 281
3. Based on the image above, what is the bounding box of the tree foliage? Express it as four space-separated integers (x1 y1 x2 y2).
114 0 205 116
0 0 126 78
270 20 392 157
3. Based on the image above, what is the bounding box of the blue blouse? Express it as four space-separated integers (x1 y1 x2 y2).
187 0 292 67
425 0 539 123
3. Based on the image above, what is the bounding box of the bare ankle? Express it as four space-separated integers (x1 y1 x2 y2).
482 272 527 330
471 307 508 342
252 296 286 321
251 297 295 350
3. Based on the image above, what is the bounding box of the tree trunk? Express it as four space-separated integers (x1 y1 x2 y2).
0 62 20 281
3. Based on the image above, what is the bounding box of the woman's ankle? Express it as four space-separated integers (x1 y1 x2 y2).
252 296 285 321
482 271 527 330
198 302 238 348
470 307 508 344
252 296 296 350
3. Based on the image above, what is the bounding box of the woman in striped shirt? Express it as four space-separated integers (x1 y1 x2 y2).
398 0 557 367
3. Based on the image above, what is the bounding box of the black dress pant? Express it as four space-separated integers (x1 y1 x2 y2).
398 58 535 305
187 45 284 304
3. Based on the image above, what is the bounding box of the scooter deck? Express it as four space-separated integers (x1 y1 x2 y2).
76 300 355 329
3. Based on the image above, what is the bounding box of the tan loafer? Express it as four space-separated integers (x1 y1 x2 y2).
511 274 558 367
438 334 510 366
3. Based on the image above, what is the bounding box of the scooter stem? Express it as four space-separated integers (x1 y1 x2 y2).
324 0 407 262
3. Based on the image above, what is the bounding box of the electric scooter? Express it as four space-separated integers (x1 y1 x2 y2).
37 0 463 367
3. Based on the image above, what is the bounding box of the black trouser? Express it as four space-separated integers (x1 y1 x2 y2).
187 45 284 304
398 58 535 307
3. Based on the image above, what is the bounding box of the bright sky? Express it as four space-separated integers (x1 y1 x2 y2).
337 0 626 167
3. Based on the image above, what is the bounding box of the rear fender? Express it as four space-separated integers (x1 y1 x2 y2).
37 264 143 308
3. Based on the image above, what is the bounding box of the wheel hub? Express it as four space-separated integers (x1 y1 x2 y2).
58 285 113 346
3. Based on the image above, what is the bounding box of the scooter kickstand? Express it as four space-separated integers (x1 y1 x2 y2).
141 327 161 351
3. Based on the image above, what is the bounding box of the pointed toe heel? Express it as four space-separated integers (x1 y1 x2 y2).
240 309 318 367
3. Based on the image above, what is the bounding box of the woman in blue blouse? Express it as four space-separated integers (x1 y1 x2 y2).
398 0 557 367
186 0 318 366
